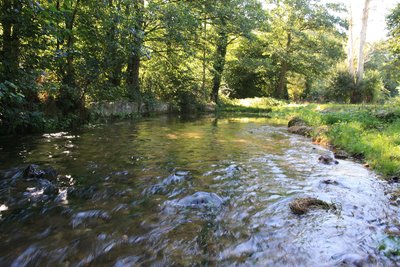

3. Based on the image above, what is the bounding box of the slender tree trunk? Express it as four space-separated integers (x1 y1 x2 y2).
107 0 122 86
58 0 81 115
356 0 371 84
211 23 228 105
126 0 144 100
56 0 64 77
201 13 207 101
1 0 21 81
276 32 291 100
63 0 80 87
347 4 355 77
126 54 141 97
276 61 289 99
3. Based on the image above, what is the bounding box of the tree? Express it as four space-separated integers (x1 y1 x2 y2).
387 3 400 59
206 0 264 104
264 0 346 100
356 0 371 85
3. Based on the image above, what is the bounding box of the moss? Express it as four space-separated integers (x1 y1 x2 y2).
289 197 336 215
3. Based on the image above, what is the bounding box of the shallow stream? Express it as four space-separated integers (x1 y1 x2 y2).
0 116 399 266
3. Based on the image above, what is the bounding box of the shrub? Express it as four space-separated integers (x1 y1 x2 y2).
359 70 388 103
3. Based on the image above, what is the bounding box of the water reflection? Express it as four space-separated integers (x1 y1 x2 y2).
0 116 398 266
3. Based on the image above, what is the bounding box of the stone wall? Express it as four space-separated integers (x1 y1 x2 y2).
89 101 171 117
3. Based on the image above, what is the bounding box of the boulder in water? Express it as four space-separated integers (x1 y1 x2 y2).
176 191 224 209
321 179 339 186
289 197 335 215
71 210 111 228
318 155 339 165
22 164 58 180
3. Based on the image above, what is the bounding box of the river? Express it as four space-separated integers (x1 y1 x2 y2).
0 116 398 266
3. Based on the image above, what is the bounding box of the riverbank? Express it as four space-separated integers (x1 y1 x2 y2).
221 97 400 179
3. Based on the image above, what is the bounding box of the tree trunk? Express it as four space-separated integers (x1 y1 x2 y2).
356 0 371 84
56 0 64 78
58 0 81 115
276 32 291 100
1 0 21 81
106 0 122 86
126 54 141 98
126 0 144 100
347 4 355 77
211 26 228 105
201 12 207 101
62 0 80 87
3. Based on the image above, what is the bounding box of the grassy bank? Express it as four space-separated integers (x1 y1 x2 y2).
221 97 400 178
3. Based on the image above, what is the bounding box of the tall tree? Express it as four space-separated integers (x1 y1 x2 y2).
207 0 264 104
347 4 355 77
265 0 346 99
1 0 22 81
356 0 371 85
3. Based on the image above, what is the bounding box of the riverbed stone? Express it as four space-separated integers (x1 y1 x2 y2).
318 155 339 165
321 179 339 186
176 191 224 209
289 197 335 215
21 164 58 180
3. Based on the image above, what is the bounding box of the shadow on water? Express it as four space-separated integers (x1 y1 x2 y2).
0 115 399 266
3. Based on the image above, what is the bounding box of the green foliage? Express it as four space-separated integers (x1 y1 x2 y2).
0 79 46 133
224 0 346 101
322 67 387 104
325 67 355 103
387 4 400 58
364 42 399 97
359 70 388 103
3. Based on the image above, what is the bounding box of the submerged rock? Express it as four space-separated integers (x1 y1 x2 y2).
22 164 58 180
0 165 61 203
318 155 339 165
143 171 191 196
321 179 339 186
67 186 97 200
289 197 335 215
162 171 191 186
175 191 224 209
71 210 111 228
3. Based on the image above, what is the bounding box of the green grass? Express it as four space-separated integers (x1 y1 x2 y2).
221 97 400 178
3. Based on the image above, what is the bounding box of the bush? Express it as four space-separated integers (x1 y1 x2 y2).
325 69 355 103
0 80 47 133
359 70 388 103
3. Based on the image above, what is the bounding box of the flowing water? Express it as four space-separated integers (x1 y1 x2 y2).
0 116 399 266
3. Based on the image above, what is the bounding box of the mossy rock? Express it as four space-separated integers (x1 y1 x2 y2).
288 117 307 128
289 197 335 215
